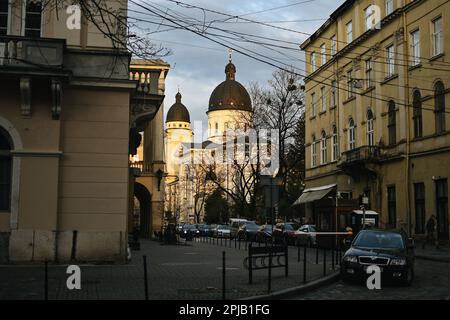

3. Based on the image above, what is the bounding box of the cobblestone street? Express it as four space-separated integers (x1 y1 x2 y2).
0 239 335 300
292 259 450 300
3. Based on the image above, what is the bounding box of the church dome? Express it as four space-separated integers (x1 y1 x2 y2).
166 92 190 123
208 61 252 113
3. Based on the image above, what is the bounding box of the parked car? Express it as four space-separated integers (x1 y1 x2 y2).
256 224 274 243
196 224 211 236
176 223 186 234
237 221 260 241
180 224 200 240
294 224 317 247
273 222 300 244
229 218 248 238
341 229 415 286
214 225 232 238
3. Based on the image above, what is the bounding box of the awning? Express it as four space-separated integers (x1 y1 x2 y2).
292 184 337 206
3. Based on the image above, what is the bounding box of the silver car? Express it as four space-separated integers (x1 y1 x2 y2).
294 224 317 247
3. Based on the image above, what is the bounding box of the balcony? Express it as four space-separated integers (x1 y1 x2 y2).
0 35 66 76
337 146 381 170
130 66 166 131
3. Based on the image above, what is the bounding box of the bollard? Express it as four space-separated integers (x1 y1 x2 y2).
323 248 327 277
229 236 232 248
44 260 48 300
235 236 237 249
316 244 319 264
297 242 301 262
143 255 149 300
222 251 226 300
331 246 335 270
248 243 253 284
239 237 241 250
303 244 307 284
268 247 272 293
335 246 339 266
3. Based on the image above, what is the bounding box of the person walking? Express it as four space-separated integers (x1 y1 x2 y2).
423 215 436 249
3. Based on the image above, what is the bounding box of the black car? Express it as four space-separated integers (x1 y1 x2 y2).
273 222 300 244
196 224 211 237
237 221 260 241
180 224 200 240
341 229 415 286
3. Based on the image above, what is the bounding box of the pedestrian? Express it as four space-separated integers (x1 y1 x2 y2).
423 215 436 249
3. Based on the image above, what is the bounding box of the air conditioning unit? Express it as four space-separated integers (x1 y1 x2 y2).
337 191 353 200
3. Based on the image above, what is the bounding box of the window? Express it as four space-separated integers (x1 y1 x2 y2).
320 86 326 112
331 80 337 108
311 92 316 117
346 21 353 43
24 0 42 37
320 131 327 165
332 125 338 161
311 136 317 167
367 110 374 146
347 70 354 99
0 0 9 35
365 5 375 31
432 17 443 57
311 52 317 72
414 183 425 234
386 45 395 77
435 81 446 133
331 35 337 55
413 90 423 138
410 30 420 66
385 0 394 16
387 186 397 228
388 101 396 145
0 128 12 211
320 43 326 65
365 59 373 89
348 118 356 150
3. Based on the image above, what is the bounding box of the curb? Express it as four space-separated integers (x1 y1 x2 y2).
240 271 341 300
415 255 450 263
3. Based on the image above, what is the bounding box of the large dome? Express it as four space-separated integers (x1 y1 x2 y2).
208 61 252 113
166 92 190 123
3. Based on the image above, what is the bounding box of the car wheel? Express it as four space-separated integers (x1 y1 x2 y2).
402 267 414 286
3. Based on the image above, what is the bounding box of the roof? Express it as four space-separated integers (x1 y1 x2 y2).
300 0 355 50
166 92 190 123
208 61 252 113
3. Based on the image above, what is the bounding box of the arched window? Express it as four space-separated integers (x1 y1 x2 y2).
348 118 356 150
367 109 374 146
413 90 423 138
388 101 396 145
311 135 317 167
332 125 338 161
320 131 327 165
435 81 446 133
0 128 12 211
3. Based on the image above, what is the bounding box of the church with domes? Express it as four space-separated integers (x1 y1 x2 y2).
165 56 253 224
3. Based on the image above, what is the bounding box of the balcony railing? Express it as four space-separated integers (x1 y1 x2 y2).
0 35 64 69
129 67 165 130
129 161 153 174
338 146 381 167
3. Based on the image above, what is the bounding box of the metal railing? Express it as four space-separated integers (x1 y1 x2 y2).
338 145 381 166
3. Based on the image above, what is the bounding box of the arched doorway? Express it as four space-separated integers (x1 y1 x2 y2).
134 182 152 238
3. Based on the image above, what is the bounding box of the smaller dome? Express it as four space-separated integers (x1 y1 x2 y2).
166 92 190 123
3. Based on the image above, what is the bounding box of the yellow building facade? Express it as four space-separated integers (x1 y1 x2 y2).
301 0 450 240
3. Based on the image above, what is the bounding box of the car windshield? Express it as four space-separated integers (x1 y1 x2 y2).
353 231 404 249
185 225 197 230
245 223 259 230
309 226 317 232
219 225 230 230
285 224 299 231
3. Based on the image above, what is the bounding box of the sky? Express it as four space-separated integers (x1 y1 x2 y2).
129 0 346 123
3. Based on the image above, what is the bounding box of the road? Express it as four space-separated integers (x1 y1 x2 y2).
292 259 450 300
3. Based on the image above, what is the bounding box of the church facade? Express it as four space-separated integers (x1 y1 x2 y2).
164 58 253 224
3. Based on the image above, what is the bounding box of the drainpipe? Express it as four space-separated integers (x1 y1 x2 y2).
403 9 412 236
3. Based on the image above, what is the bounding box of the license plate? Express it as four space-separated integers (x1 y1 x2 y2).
363 265 383 272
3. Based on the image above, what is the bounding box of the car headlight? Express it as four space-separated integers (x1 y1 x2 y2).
343 256 358 263
390 258 406 265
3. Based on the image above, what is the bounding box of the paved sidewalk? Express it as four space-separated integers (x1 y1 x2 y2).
414 243 450 263
0 239 339 300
